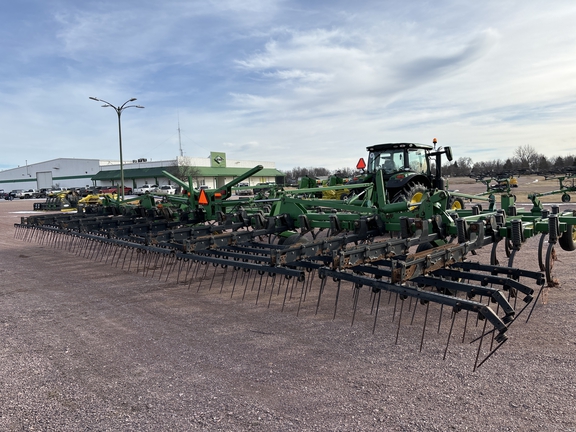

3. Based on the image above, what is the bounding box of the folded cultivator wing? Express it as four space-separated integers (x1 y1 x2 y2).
16 162 576 370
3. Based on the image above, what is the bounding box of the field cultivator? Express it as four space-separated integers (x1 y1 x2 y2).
14 159 576 370
533 172 576 204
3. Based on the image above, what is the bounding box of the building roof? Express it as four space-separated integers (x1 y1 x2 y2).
91 166 285 181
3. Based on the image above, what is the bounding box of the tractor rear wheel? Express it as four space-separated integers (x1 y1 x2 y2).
392 183 428 209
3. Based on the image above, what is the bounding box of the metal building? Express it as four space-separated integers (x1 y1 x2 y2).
0 152 284 193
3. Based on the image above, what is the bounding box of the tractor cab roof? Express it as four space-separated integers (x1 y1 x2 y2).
366 143 433 152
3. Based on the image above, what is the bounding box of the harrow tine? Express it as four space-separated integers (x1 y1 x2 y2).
437 303 444 333
475 338 508 370
351 284 360 327
315 275 328 315
236 269 251 299
443 311 456 360
255 272 265 305
219 265 229 292
266 273 275 307
126 247 136 272
229 267 240 296
410 295 419 325
176 257 186 283
395 296 405 345
197 262 209 291
419 301 430 352
165 253 178 282
281 277 291 312
372 289 382 334
296 276 306 316
243 270 257 301
158 254 169 280
526 282 546 322
333 279 342 320
302 269 315 303
473 319 489 372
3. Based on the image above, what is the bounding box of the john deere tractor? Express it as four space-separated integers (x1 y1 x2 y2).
351 138 464 209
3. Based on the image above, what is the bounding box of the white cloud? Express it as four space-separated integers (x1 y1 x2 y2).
1 0 576 172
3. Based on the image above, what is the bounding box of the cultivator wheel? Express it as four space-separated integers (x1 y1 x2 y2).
448 196 465 210
559 223 575 251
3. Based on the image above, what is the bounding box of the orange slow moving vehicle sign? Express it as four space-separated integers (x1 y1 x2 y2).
198 189 209 205
356 158 366 170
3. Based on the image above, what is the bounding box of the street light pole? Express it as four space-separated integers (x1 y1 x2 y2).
89 97 144 201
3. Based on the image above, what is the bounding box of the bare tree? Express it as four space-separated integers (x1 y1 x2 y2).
513 145 539 169
165 163 201 190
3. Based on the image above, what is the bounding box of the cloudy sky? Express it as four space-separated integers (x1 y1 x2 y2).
1 0 575 171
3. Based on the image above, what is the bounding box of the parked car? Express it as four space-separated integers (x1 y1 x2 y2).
100 186 133 195
48 188 67 197
252 182 276 195
154 185 177 195
5 190 19 200
16 189 39 199
20 189 39 199
236 182 252 196
134 184 158 195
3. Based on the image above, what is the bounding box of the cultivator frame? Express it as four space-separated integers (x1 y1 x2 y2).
15 160 576 370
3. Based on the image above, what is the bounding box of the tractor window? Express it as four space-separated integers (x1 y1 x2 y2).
408 149 427 174
369 150 404 174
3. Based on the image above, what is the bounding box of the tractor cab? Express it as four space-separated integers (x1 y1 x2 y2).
366 143 432 179
354 140 453 204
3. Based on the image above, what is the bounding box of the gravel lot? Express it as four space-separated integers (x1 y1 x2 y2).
1 184 576 431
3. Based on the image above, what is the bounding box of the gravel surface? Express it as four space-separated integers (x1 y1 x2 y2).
1 190 576 431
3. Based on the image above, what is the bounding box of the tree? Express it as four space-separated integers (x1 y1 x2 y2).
513 144 539 169
165 163 202 190
554 156 564 168
282 166 331 180
333 167 354 178
537 155 550 172
455 157 473 176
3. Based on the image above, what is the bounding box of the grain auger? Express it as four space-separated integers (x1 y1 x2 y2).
13 163 575 370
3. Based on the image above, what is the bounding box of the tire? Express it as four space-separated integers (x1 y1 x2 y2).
559 224 576 251
278 233 309 246
392 183 428 209
448 196 465 210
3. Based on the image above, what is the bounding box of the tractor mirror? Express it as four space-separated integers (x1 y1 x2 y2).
445 146 453 161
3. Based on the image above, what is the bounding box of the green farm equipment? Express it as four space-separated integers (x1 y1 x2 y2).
14 149 576 370
347 138 465 210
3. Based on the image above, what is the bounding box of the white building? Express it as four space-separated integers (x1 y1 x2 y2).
0 152 284 192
